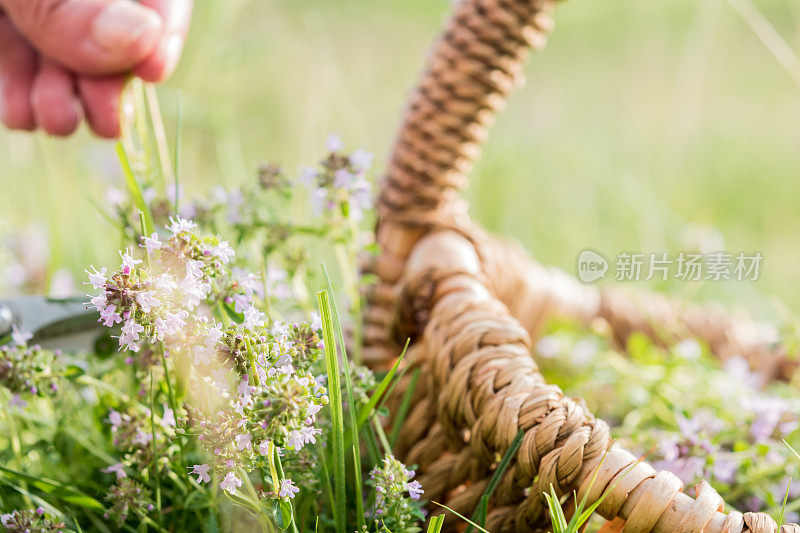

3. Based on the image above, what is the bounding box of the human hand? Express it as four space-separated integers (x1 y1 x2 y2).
0 0 192 138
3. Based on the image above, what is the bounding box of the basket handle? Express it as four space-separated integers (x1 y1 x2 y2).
377 0 556 232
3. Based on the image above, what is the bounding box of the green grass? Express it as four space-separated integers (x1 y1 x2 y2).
2 0 800 316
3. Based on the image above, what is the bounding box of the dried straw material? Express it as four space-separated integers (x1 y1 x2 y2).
363 0 798 529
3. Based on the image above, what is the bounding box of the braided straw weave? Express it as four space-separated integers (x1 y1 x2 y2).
362 0 799 530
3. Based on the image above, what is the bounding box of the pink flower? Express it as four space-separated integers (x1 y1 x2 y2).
105 409 123 431
142 233 163 253
189 464 211 484
9 394 27 411
278 479 300 499
219 472 242 494
102 462 127 480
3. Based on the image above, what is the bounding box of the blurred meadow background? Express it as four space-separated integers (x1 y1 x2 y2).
1 0 799 317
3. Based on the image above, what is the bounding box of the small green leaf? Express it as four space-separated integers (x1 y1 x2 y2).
426 514 445 533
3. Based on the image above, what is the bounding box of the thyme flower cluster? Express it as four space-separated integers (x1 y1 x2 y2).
87 218 329 509
0 334 61 410
366 455 425 531
0 508 65 533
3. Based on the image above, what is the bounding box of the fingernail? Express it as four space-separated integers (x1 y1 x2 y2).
91 1 162 52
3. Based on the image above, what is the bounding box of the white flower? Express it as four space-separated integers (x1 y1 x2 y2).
349 149 373 172
235 432 252 451
136 291 161 314
10 327 32 347
90 293 108 312
278 479 300 499
189 464 211 484
133 430 153 446
310 313 322 331
258 441 271 456
211 369 230 391
100 304 122 327
119 320 145 352
168 216 198 235
142 232 163 253
154 311 187 340
102 462 127 480
287 426 321 450
243 306 266 329
334 168 355 189
271 321 290 342
119 247 142 275
298 166 317 187
213 241 235 264
161 404 176 429
404 480 423 500
220 472 242 494
85 265 108 290
326 133 344 152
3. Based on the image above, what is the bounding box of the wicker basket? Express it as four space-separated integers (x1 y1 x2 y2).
361 0 799 531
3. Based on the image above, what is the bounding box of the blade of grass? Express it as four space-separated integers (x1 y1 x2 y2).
543 485 568 533
144 84 174 190
778 478 791 528
427 514 445 533
321 264 364 530
466 429 524 532
725 0 800 89
785 439 800 461
0 465 104 511
357 339 409 428
116 142 154 236
316 289 347 533
430 501 490 533
389 368 420 447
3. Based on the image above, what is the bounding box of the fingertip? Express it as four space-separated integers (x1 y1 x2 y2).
134 0 193 82
0 80 36 131
89 0 164 67
78 74 126 139
133 33 184 82
31 62 82 137
0 17 36 131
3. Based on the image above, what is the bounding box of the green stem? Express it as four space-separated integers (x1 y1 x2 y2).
149 371 163 529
